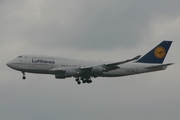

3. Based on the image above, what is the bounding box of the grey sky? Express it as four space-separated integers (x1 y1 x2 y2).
0 0 180 120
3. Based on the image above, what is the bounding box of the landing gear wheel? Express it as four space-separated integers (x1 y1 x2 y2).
22 76 26 80
82 80 87 83
75 78 79 81
87 80 92 84
22 72 26 80
77 81 81 85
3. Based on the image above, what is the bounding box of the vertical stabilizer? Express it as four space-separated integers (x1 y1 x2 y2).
136 41 172 64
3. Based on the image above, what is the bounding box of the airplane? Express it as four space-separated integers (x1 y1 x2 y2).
6 41 173 84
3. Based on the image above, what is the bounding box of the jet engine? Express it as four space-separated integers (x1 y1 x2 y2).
55 70 79 79
91 66 104 74
55 74 66 79
65 70 78 77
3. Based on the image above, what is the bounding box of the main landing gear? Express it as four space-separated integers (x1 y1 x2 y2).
22 72 26 80
75 77 92 85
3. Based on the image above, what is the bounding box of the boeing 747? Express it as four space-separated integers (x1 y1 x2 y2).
6 41 173 84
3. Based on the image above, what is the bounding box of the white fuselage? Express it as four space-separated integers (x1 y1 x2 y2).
7 55 166 78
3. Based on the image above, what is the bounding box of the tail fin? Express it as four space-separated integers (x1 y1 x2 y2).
136 40 172 64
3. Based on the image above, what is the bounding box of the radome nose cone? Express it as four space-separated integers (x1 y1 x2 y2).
6 62 11 67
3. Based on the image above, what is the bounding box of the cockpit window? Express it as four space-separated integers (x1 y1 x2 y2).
17 56 22 58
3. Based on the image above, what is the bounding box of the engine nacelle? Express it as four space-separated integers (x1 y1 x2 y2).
55 70 79 79
91 66 104 74
55 74 66 79
65 70 78 77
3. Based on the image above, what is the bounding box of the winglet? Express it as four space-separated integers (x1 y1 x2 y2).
126 55 141 62
131 55 141 61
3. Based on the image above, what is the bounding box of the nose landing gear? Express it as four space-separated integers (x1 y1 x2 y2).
22 72 26 80
22 76 26 80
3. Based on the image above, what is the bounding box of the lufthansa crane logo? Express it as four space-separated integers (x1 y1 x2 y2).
154 46 166 59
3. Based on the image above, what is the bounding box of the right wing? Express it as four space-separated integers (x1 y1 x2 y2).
103 55 141 69
80 55 141 72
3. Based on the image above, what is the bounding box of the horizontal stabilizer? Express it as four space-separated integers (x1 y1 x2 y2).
145 63 174 69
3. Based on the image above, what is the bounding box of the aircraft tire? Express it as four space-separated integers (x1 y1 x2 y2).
82 80 87 83
77 81 81 84
22 76 26 80
87 80 92 83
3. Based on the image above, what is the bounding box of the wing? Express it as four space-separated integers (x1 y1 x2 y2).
51 55 141 78
81 55 141 72
104 55 141 68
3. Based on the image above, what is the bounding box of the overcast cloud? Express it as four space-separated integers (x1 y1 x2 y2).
0 0 180 120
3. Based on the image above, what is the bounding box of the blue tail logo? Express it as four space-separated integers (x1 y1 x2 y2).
154 46 166 59
137 41 172 64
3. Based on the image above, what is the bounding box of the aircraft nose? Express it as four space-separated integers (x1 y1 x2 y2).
6 61 12 67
